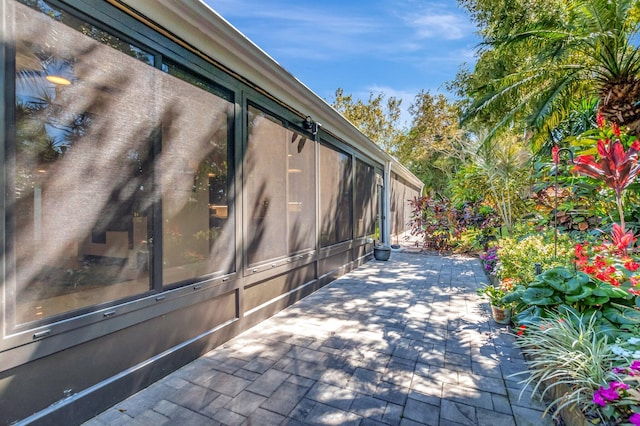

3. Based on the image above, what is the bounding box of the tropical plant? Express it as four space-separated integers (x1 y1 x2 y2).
408 196 455 251
570 116 640 231
512 309 622 420
513 310 617 416
461 0 640 147
589 360 640 424
503 266 640 338
449 133 532 233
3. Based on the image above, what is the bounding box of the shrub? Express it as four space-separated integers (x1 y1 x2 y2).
513 309 619 419
496 228 574 286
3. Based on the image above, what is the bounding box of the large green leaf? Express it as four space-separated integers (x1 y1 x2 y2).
522 287 560 305
538 267 574 291
593 283 630 299
565 272 591 293
565 286 593 302
501 287 525 304
514 305 545 325
583 295 610 306
603 307 640 325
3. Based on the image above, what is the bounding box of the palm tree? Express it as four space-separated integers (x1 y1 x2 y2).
462 0 640 145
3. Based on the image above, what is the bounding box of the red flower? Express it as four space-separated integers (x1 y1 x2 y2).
612 122 620 137
612 223 637 253
517 325 526 336
625 261 640 272
552 145 560 165
597 113 606 129
583 265 598 275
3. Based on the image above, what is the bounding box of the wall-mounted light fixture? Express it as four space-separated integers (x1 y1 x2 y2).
302 116 321 135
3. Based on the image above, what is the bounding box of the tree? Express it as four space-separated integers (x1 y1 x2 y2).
449 133 533 233
330 88 403 154
396 91 471 196
458 0 640 147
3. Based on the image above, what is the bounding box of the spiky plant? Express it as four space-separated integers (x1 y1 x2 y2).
462 0 640 147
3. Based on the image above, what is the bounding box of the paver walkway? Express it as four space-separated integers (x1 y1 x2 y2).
84 252 554 426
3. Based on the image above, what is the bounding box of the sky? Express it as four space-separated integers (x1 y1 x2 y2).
204 0 481 126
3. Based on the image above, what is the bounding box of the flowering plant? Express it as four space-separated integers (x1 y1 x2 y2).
495 229 573 286
591 360 640 425
610 336 640 362
480 246 499 276
575 238 640 299
477 278 514 307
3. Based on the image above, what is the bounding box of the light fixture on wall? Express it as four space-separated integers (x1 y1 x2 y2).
302 116 321 135
44 58 74 86
45 74 71 85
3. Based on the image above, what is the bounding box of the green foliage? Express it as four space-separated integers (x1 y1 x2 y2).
409 196 500 252
457 0 640 146
449 134 533 232
477 281 513 307
330 88 403 155
512 309 620 419
504 267 640 340
495 226 574 286
397 91 470 197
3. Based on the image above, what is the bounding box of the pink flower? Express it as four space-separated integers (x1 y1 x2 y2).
593 390 607 407
631 360 640 371
610 381 629 391
630 413 640 426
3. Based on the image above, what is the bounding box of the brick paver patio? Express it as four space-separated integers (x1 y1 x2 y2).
83 251 553 426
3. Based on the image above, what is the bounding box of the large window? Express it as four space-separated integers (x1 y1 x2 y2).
245 106 315 266
319 144 352 246
355 160 377 238
159 62 234 286
9 1 157 324
7 0 235 324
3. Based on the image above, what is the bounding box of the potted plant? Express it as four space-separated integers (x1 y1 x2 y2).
477 281 512 324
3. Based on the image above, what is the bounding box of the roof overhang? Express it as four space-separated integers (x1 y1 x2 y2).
115 0 423 190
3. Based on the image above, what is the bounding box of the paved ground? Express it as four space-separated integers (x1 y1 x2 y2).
83 251 554 426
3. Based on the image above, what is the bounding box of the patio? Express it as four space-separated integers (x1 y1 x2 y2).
83 250 552 426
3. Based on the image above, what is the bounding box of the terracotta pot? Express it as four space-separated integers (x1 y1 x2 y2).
491 305 511 324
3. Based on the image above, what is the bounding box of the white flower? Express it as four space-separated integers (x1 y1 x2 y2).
611 345 632 357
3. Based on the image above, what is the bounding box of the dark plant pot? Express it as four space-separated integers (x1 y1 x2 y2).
374 246 391 261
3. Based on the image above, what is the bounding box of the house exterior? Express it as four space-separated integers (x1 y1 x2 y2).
0 0 423 423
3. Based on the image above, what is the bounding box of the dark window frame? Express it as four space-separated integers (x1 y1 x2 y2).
1 0 239 347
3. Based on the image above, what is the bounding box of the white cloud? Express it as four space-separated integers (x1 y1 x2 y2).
410 13 473 40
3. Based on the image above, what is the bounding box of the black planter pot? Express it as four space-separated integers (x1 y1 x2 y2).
374 245 391 261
